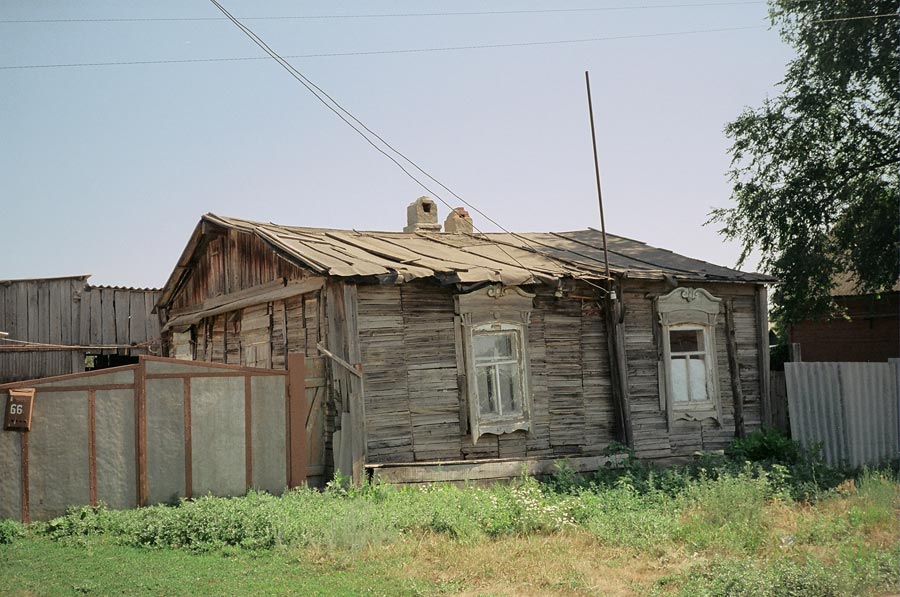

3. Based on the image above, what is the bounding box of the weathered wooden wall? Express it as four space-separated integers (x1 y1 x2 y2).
170 228 306 313
358 279 766 466
357 282 618 465
160 224 770 475
0 277 161 384
621 280 765 459
161 230 332 485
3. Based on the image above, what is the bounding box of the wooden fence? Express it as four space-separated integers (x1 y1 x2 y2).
0 277 161 384
0 355 310 522
769 371 790 434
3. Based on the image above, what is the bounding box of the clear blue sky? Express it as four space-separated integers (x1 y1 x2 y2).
1 1 794 288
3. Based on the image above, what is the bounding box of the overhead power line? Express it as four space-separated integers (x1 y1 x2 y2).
0 25 766 71
0 2 767 24
206 0 612 289
1 12 893 71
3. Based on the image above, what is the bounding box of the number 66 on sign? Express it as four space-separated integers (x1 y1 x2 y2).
4 388 35 432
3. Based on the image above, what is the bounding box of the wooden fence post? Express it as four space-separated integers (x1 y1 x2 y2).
725 299 746 438
605 289 632 447
134 358 148 507
755 285 772 427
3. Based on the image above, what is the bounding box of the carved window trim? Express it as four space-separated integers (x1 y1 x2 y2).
656 287 723 424
456 285 534 444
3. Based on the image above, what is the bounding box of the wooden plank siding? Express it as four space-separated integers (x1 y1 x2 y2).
621 280 764 459
357 282 618 465
168 229 307 313
157 221 769 478
0 277 161 384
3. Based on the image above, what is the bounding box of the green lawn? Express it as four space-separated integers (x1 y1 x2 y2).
0 538 437 596
1 444 897 596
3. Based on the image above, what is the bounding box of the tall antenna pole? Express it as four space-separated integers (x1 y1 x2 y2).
585 71 612 285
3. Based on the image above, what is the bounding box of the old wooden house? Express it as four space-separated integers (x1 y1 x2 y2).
156 200 774 484
0 275 161 384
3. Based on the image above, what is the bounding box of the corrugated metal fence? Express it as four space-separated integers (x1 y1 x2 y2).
786 360 899 467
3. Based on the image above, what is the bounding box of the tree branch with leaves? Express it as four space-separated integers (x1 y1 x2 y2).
711 0 899 324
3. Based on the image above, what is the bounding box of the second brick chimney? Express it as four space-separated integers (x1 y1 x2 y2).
444 207 474 234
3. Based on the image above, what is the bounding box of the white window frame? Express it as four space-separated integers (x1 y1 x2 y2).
656 288 723 424
470 322 527 420
456 285 534 444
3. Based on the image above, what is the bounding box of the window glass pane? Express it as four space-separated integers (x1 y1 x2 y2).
670 329 702 352
498 363 522 414
688 358 709 402
476 365 498 414
670 356 689 402
473 331 515 363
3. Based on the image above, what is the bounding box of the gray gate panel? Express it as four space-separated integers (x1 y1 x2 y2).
250 375 287 494
191 376 245 497
0 425 22 520
95 389 137 510
29 392 90 520
146 378 186 504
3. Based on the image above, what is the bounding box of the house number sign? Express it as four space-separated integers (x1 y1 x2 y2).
4 389 35 432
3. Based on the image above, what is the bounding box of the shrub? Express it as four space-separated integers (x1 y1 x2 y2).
0 519 24 544
727 427 802 464
666 558 843 597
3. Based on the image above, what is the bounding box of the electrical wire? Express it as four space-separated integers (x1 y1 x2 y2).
207 0 611 289
0 25 767 71
2 12 893 71
0 2 768 24
4 5 891 287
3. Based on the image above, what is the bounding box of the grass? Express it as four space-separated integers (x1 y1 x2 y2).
1 433 898 596
0 537 436 596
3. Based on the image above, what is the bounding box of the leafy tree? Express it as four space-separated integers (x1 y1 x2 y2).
711 0 899 323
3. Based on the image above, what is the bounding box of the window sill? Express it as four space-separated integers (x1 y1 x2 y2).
472 418 530 442
672 406 719 423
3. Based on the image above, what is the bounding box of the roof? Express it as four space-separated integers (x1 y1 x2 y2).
0 274 90 284
831 272 899 297
89 285 161 292
0 275 159 292
159 213 773 308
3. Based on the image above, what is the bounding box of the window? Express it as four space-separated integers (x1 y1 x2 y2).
656 288 722 423
457 286 534 443
667 325 713 405
472 324 525 419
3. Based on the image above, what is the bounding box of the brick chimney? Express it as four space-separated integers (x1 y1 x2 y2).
403 196 441 233
444 207 474 234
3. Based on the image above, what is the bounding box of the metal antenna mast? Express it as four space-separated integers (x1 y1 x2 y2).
584 71 612 288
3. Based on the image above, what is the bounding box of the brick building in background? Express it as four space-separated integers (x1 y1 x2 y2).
788 276 899 362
